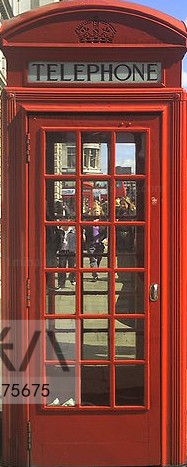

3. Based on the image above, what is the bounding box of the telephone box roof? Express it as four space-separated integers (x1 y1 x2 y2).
0 0 187 46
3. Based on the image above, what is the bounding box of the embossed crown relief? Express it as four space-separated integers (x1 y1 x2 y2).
75 19 116 43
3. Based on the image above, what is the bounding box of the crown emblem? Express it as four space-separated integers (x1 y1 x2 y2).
75 19 116 43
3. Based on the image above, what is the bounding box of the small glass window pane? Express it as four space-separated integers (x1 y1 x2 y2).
46 224 76 272
46 132 76 174
82 181 109 219
46 319 76 361
81 132 110 174
81 319 109 360
115 132 145 175
46 273 76 315
115 273 144 314
46 365 76 407
46 180 76 221
115 365 144 406
82 226 109 269
81 365 110 406
81 273 109 314
115 180 145 221
116 226 144 268
115 319 144 360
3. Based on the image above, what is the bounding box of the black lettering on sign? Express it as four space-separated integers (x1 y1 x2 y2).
31 63 44 81
101 63 113 81
147 63 158 81
47 64 58 81
133 64 145 81
87 64 100 81
114 64 131 81
60 64 71 81
74 64 85 81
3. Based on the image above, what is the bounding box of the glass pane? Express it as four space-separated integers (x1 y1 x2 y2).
46 365 76 407
116 226 144 268
82 181 109 219
46 224 76 281
82 226 109 269
46 180 76 220
46 273 76 315
81 365 110 406
81 132 111 174
115 132 145 174
115 180 145 221
115 319 144 360
46 226 59 268
81 273 109 314
115 273 144 314
46 132 76 174
115 365 144 406
46 319 76 361
81 319 109 360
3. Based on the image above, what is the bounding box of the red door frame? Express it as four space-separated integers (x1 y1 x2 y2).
27 111 161 467
1 90 187 466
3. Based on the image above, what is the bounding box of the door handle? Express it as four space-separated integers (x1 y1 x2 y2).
149 283 159 302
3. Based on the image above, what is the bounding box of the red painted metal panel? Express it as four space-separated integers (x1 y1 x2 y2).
1 0 187 42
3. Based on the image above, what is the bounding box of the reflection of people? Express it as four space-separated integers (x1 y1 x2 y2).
46 226 60 268
46 202 61 289
46 202 61 268
115 195 137 328
84 204 107 282
55 199 71 220
116 198 134 281
58 225 76 289
116 196 136 219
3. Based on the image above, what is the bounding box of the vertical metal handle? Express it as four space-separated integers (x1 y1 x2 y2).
149 283 159 302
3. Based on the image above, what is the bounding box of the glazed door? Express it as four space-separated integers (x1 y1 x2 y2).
29 113 160 467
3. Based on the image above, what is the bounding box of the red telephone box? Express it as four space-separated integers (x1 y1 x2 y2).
0 1 187 466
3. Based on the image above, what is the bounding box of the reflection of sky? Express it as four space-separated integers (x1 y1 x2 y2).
101 143 135 174
101 144 108 174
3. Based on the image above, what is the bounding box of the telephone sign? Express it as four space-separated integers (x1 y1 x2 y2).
28 61 162 83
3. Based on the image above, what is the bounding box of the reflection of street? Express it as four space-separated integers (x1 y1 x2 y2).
46 271 138 361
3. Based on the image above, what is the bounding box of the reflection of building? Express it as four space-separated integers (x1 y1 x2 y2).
54 180 76 211
55 142 76 174
54 141 102 202
116 166 131 174
54 141 101 174
54 141 76 202
83 143 101 174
